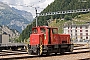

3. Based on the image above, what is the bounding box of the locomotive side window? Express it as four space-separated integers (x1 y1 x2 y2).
52 29 58 34
32 28 38 34
40 28 46 33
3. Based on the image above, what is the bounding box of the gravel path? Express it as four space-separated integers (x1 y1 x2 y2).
20 52 90 60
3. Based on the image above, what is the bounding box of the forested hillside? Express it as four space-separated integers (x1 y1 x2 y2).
19 0 90 42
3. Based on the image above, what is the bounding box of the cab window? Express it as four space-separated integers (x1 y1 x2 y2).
40 28 46 33
52 28 58 34
32 28 38 34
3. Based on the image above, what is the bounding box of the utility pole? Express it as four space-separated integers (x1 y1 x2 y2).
35 7 38 27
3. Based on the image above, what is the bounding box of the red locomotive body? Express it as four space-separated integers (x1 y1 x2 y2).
28 26 73 55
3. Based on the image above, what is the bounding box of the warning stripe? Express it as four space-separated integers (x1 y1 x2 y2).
40 37 42 55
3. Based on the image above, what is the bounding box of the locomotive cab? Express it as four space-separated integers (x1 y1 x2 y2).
28 26 73 55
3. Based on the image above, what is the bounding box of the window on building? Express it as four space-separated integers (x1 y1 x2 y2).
68 30 69 33
81 37 82 39
86 33 88 36
76 26 77 29
68 27 69 29
80 26 82 29
80 33 82 36
71 34 72 36
71 30 72 32
75 33 77 36
86 37 88 39
76 37 77 39
86 30 88 32
71 26 72 29
80 30 82 32
75 30 77 32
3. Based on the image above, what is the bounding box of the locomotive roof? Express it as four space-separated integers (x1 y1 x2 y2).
32 26 58 29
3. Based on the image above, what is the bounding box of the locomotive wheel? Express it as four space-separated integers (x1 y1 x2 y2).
0 50 2 52
27 45 33 55
60 49 64 55
37 49 40 55
55 53 57 55
28 49 31 54
46 52 49 55
12 49 18 51
69 45 74 52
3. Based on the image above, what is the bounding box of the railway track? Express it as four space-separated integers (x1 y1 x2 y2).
0 50 27 56
0 45 89 60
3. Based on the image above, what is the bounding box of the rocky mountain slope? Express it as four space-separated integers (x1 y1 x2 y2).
0 2 33 33
0 25 20 42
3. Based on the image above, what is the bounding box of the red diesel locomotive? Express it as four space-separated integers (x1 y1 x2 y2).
28 26 73 55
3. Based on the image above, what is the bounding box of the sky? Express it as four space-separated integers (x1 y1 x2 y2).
0 0 54 18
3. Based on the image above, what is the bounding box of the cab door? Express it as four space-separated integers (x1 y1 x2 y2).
48 28 51 44
51 28 59 44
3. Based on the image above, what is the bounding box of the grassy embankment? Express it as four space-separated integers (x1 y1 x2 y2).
49 13 90 33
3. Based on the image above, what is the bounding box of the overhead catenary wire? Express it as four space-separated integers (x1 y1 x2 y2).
6 1 90 17
3 0 88 16
38 8 90 16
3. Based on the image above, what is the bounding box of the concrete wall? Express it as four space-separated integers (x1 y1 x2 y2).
0 35 2 43
0 35 9 44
